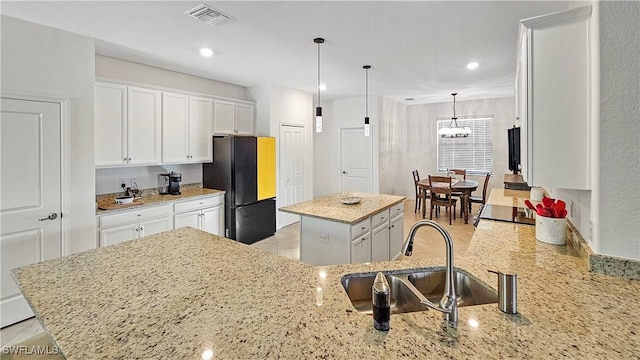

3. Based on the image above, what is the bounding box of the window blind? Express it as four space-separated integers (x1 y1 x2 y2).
437 116 493 175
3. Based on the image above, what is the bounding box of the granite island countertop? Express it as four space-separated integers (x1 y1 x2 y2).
13 208 640 358
279 192 405 224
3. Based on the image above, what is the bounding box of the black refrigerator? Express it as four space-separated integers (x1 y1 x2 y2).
203 136 276 244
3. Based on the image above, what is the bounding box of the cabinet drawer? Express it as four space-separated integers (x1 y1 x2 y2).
371 208 390 228
99 205 172 228
389 202 404 218
351 218 371 239
174 195 223 213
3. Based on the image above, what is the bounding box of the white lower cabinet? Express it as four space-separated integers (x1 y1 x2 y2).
98 205 173 248
173 195 224 236
97 194 225 247
371 222 390 262
350 233 372 264
299 202 404 266
389 213 404 260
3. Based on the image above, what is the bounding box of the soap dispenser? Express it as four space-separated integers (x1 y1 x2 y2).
488 270 518 314
372 272 391 331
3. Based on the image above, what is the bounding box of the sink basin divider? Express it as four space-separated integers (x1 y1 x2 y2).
390 275 452 314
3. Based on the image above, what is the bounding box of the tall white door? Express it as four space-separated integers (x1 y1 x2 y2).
279 125 305 228
1 98 62 327
340 127 372 192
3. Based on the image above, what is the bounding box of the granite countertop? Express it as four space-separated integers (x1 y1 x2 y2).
279 192 405 224
13 195 640 358
96 188 225 215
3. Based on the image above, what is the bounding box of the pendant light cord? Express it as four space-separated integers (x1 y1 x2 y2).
365 68 369 117
317 41 321 105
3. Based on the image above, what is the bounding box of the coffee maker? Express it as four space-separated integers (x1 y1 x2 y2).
159 172 181 195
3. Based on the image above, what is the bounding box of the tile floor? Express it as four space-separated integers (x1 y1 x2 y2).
0 199 480 346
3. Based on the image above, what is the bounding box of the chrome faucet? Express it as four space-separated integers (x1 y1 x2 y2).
401 220 458 323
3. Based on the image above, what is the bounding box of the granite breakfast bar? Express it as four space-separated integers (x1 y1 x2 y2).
279 192 406 265
12 191 640 359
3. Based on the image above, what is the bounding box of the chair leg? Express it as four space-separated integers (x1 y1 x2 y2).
414 196 418 213
449 206 453 225
453 204 456 220
429 203 433 220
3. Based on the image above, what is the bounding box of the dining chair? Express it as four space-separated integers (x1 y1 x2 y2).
469 172 492 212
450 169 466 180
449 169 466 216
428 175 457 225
412 170 424 213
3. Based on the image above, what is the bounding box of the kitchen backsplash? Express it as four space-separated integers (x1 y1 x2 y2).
95 164 203 195
95 182 202 203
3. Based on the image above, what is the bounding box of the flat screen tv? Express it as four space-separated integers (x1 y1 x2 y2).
508 127 521 174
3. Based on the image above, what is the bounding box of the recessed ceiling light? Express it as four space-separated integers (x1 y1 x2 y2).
200 48 214 57
318 84 327 91
466 62 479 70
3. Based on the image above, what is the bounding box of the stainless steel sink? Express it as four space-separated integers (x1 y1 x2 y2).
341 268 497 314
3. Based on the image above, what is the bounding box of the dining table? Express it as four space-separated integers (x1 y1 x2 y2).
417 178 479 224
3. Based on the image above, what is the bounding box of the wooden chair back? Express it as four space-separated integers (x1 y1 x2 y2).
428 175 453 202
412 170 420 194
450 169 466 180
480 172 491 203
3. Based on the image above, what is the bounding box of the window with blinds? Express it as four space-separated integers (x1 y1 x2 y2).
437 116 493 175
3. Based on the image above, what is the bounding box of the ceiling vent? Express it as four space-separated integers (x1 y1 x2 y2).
185 4 230 25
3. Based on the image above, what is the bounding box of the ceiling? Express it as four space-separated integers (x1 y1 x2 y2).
1 1 568 104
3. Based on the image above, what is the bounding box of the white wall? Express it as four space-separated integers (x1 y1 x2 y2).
381 96 515 199
1 15 96 254
248 84 314 229
379 97 409 196
94 56 251 195
96 55 249 101
95 164 202 195
313 96 380 196
594 1 640 259
313 101 335 196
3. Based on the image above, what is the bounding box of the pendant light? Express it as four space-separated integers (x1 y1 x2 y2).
363 65 371 136
438 93 472 138
314 38 325 133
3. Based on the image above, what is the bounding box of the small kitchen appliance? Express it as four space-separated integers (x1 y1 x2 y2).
159 172 181 195
478 204 535 226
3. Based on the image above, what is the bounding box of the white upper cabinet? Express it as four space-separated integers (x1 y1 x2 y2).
517 5 592 190
128 86 162 166
213 100 254 135
96 80 253 167
188 96 214 162
95 82 161 167
162 92 213 164
235 103 255 135
95 83 127 166
162 92 189 164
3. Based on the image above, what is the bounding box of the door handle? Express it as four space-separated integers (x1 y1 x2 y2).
39 213 58 221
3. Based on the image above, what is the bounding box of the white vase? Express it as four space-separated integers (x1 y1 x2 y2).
535 215 567 245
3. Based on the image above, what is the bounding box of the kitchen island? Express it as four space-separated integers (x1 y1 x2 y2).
279 192 406 265
13 193 640 359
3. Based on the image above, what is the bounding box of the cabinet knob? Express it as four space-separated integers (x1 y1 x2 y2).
136 214 142 217
128 157 131 161
361 226 365 230
123 157 127 162
140 227 143 231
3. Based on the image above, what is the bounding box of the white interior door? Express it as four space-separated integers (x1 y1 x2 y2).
340 127 371 192
279 125 305 228
1 98 62 327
